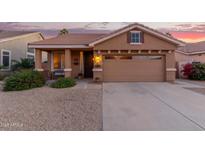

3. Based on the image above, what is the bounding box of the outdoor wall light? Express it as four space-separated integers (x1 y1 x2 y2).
93 55 102 65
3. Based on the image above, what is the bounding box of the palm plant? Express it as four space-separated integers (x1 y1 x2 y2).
11 58 34 71
58 28 69 35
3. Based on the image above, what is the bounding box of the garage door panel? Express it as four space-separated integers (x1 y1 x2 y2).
103 56 165 82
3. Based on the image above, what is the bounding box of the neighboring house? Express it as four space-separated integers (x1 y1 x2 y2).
175 41 205 78
29 23 184 82
0 31 44 71
176 41 205 63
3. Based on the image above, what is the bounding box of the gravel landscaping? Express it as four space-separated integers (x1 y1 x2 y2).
0 81 102 131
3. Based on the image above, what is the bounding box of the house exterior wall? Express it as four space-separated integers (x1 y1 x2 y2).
175 51 205 63
0 33 43 66
33 27 180 82
93 30 178 82
93 30 176 51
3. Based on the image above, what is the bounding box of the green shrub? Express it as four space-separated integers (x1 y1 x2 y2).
11 58 34 71
3 70 45 91
182 63 205 80
50 77 76 88
191 63 205 80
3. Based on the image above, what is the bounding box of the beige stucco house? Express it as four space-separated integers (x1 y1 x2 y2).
176 41 205 63
0 31 44 71
29 23 184 82
175 41 205 77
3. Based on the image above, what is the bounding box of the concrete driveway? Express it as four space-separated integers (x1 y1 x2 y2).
103 81 205 131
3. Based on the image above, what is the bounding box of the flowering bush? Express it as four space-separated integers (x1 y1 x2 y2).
181 63 193 78
182 63 205 80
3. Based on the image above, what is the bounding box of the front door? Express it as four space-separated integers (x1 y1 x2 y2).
84 52 93 78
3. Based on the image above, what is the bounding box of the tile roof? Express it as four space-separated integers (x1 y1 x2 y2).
0 31 39 41
30 33 107 45
90 22 185 46
178 41 205 53
29 22 185 47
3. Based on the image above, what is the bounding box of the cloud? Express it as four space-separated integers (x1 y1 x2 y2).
0 22 41 30
160 23 205 32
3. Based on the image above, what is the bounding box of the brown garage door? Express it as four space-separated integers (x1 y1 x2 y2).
103 55 165 82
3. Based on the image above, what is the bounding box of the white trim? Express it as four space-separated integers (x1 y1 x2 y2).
166 68 177 72
175 50 189 55
0 49 11 71
64 68 72 71
189 51 205 55
89 24 185 46
176 50 205 55
26 52 35 59
28 44 90 49
130 43 142 45
92 68 103 72
168 50 172 54
0 32 43 43
35 68 44 71
130 30 141 33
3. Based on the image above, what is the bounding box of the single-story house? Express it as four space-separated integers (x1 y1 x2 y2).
0 31 44 71
175 41 205 78
176 41 205 63
29 23 184 82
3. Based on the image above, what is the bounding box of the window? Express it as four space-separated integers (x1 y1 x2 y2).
27 54 34 59
132 56 162 60
130 31 141 44
1 49 11 70
27 48 35 59
53 52 65 69
27 48 35 54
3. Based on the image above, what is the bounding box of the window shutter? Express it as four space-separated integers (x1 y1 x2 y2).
127 32 131 43
140 31 144 43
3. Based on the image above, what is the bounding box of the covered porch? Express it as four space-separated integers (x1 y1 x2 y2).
35 48 95 80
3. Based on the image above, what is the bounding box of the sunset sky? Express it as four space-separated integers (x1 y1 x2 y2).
1 22 205 43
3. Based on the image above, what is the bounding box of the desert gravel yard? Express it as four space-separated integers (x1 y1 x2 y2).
0 81 102 131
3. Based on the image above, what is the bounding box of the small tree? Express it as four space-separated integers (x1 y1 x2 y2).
11 58 34 71
58 28 69 36
166 32 172 37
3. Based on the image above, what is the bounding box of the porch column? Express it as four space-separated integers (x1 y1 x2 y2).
64 49 72 77
79 51 84 75
47 51 51 71
35 49 43 71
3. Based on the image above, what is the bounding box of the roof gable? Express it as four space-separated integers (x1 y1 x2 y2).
0 31 44 43
89 23 185 47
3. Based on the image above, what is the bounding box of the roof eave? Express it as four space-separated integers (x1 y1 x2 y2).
0 32 43 43
89 24 186 47
176 50 205 55
28 44 90 49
